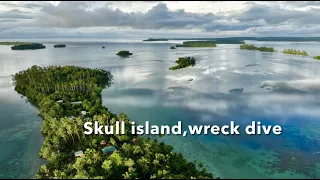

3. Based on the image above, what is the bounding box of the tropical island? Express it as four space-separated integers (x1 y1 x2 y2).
314 56 320 60
11 43 46 50
282 49 309 56
117 50 133 57
13 65 214 179
169 56 196 70
54 44 66 48
240 44 276 52
176 41 217 48
170 46 176 49
143 38 168 41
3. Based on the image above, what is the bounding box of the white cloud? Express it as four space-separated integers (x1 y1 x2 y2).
0 1 320 38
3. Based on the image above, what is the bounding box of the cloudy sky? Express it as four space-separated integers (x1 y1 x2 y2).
0 1 320 38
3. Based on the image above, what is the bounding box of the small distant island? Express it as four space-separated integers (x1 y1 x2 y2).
117 50 133 57
176 41 217 48
169 56 196 70
313 56 320 60
54 44 66 48
170 46 176 49
282 49 308 56
240 44 276 52
11 43 46 50
143 38 168 41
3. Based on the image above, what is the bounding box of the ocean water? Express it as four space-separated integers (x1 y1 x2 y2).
0 38 320 178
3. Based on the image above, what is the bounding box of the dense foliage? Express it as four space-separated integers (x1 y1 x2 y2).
169 56 196 70
314 56 320 60
176 41 217 47
11 43 46 50
240 44 276 52
282 49 308 56
117 51 133 57
170 46 176 49
13 65 214 179
54 44 66 48
0 42 32 45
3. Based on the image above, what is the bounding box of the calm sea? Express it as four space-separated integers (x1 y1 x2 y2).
0 38 319 178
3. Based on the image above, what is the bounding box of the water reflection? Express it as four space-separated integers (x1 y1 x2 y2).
0 39 320 178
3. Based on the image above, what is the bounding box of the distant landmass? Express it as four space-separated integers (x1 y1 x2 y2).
143 37 320 42
143 38 168 41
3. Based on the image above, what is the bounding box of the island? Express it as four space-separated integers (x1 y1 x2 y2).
11 43 46 50
169 56 196 70
314 56 320 60
117 50 133 57
143 38 168 41
13 65 214 179
54 44 66 48
176 41 217 48
170 46 176 49
167 37 320 42
240 44 276 52
282 49 309 56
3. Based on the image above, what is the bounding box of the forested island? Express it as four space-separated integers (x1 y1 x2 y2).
143 38 168 41
314 56 320 60
166 37 320 42
170 46 176 49
169 56 196 70
117 51 133 57
54 44 66 48
13 65 214 179
240 44 276 52
282 49 309 56
11 43 46 50
176 41 217 47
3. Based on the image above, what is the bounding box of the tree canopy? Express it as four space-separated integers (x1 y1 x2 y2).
240 44 276 52
176 41 217 47
282 49 309 56
169 56 196 70
11 43 46 50
117 51 133 57
13 65 215 179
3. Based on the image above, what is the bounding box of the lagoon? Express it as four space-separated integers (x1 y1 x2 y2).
0 38 320 178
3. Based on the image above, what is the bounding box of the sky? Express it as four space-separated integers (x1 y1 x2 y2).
0 1 320 38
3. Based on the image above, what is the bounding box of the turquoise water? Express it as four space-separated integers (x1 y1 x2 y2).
0 38 319 178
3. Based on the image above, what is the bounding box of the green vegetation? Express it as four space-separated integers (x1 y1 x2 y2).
168 37 320 42
314 56 320 60
169 56 196 70
117 51 133 57
143 38 168 41
13 65 214 179
170 46 176 49
11 43 46 50
54 44 66 48
240 44 276 52
282 49 309 56
176 41 217 48
0 42 32 45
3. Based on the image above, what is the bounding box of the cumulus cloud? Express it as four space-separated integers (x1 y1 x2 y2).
34 2 217 30
1 1 320 38
0 9 33 19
